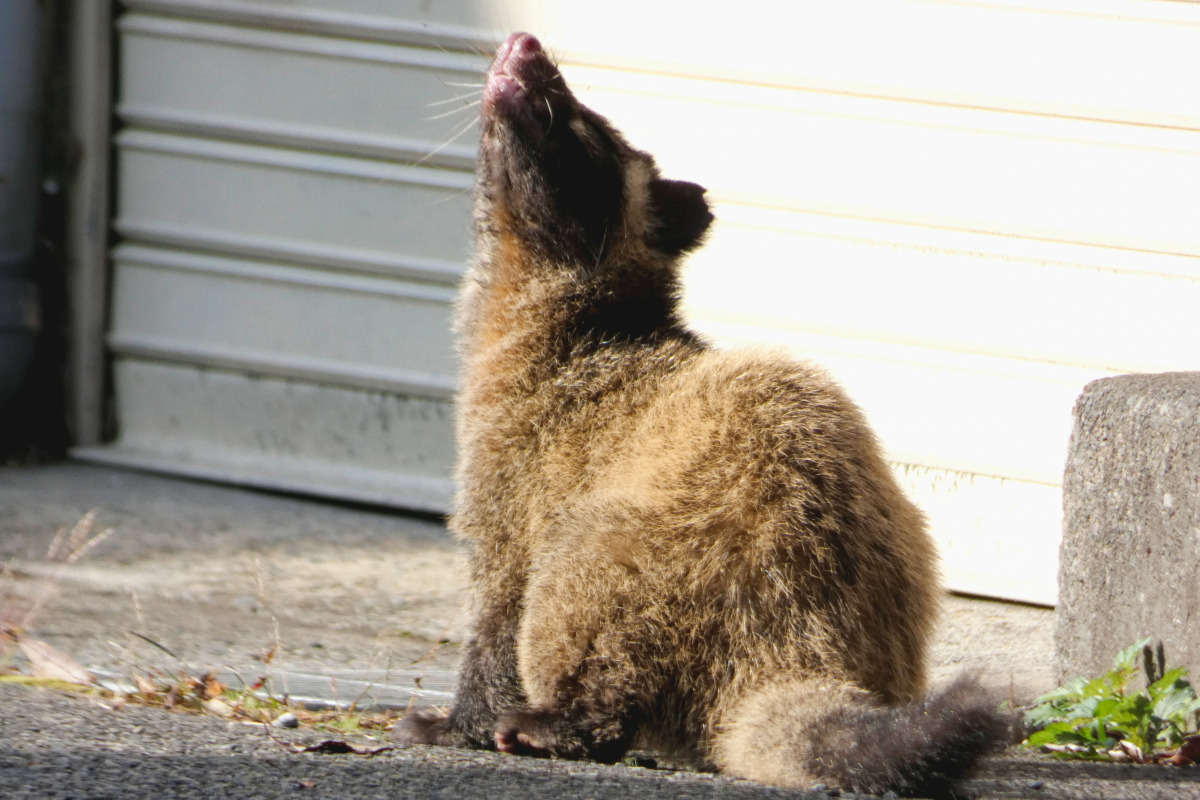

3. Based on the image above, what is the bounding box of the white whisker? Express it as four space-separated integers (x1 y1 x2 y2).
427 98 482 122
593 227 609 269
427 92 483 108
433 183 474 206
412 113 480 168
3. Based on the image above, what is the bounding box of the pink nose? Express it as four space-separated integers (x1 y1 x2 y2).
484 33 547 123
495 32 542 67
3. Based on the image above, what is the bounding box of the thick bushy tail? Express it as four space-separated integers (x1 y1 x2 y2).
713 675 1012 798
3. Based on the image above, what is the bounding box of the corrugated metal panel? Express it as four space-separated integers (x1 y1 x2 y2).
112 131 473 281
84 5 484 510
89 359 455 511
115 14 482 169
108 245 457 397
90 0 1200 604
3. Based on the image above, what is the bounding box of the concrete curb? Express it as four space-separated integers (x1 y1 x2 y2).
1057 372 1200 682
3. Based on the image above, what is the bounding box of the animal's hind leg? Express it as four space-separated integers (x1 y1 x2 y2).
496 536 665 764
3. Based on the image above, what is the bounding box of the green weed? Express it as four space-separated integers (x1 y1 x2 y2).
1024 638 1200 762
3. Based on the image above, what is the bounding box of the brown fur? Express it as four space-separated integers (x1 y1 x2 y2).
395 32 1002 796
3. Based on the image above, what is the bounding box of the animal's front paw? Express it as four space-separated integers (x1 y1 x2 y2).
494 712 554 757
392 708 473 748
495 709 631 763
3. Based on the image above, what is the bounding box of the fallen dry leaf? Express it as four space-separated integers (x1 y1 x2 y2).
1109 740 1146 764
198 670 226 700
301 740 394 757
17 637 92 686
1160 735 1200 766
134 673 159 699
1180 736 1200 764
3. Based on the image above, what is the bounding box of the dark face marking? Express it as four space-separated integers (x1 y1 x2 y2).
536 107 625 263
481 33 625 263
476 32 714 350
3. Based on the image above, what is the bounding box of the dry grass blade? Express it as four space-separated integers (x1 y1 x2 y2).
46 510 114 564
3 512 117 634
125 629 184 663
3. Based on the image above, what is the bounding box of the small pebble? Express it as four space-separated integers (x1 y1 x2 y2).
1028 780 1045 790
272 712 300 729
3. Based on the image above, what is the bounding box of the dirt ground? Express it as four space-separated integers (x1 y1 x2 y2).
1 462 467 686
1 460 1055 702
12 462 1200 800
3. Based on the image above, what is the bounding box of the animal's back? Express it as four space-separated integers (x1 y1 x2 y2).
516 347 939 760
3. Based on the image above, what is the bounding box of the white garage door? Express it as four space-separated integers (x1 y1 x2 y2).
82 0 1200 605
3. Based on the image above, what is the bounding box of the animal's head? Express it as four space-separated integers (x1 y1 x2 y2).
477 33 713 271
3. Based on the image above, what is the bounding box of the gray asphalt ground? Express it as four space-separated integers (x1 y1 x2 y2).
2 461 1199 798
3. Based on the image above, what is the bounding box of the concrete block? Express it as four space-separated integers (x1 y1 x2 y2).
1056 372 1200 683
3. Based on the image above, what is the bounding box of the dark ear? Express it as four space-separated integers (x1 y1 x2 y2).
647 179 713 256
